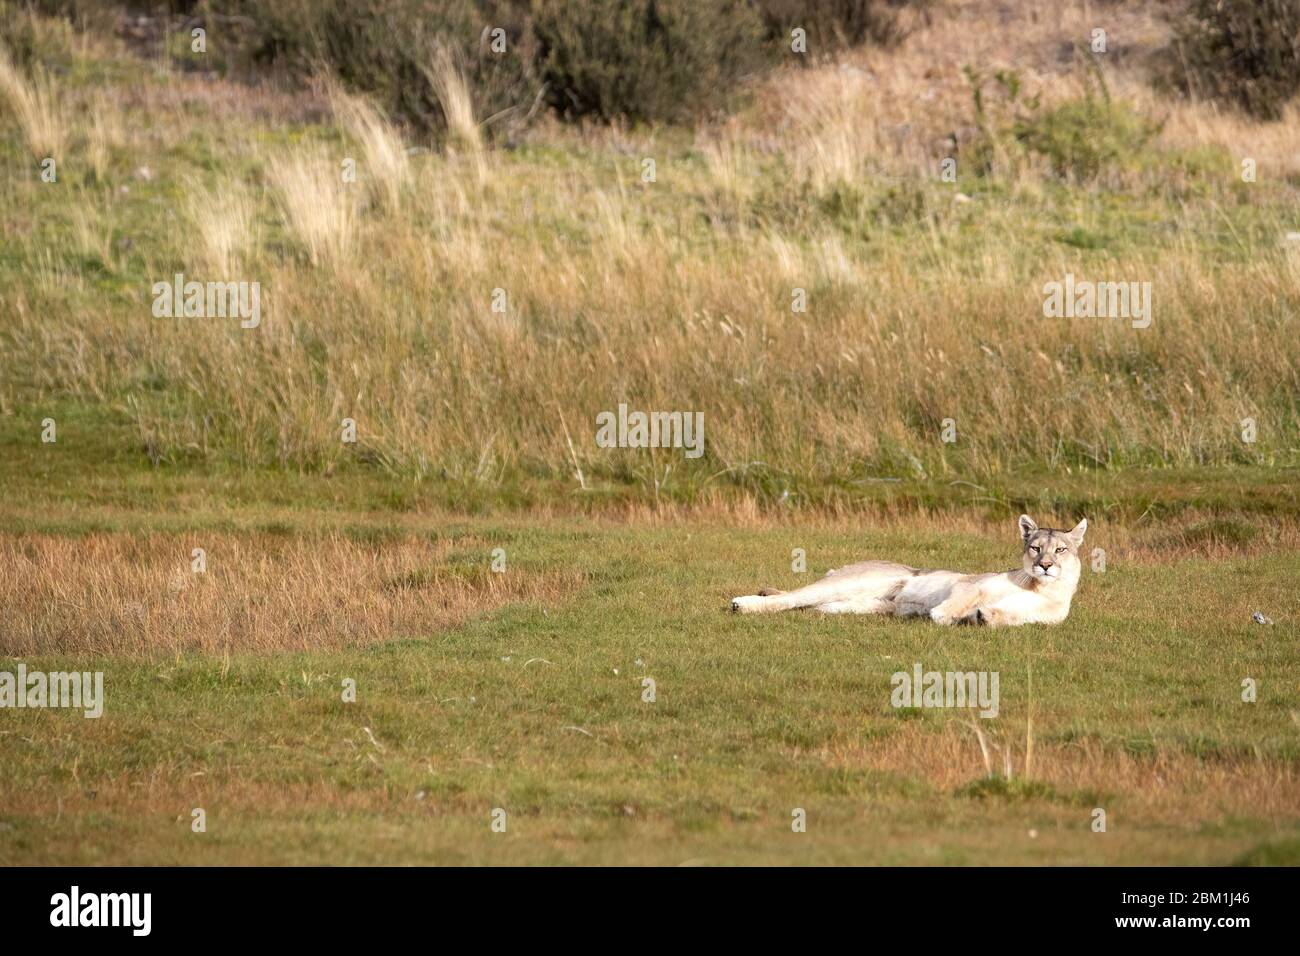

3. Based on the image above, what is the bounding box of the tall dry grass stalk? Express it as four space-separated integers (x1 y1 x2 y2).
331 86 410 211
424 47 483 168
270 150 356 267
702 129 748 188
85 89 125 181
185 177 259 275
71 202 113 265
0 46 66 158
786 69 878 191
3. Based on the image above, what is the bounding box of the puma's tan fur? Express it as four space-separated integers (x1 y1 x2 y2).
730 515 1087 627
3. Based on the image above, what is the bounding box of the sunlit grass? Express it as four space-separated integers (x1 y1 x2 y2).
0 505 1295 864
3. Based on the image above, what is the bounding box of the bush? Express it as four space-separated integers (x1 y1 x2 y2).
966 67 1159 182
753 0 924 54
1170 0 1300 120
531 0 770 123
200 0 771 131
213 0 541 137
1015 94 1159 181
27 0 911 132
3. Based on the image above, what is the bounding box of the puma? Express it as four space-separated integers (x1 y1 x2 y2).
730 516 1087 627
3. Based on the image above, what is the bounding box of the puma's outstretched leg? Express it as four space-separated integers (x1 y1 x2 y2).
731 562 914 615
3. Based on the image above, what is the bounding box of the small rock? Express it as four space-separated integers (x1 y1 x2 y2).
1252 611 1273 625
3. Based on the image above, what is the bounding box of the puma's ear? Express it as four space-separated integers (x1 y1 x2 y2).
1018 515 1038 540
1068 518 1088 547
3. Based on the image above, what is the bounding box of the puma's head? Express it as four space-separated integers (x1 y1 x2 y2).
1018 515 1087 583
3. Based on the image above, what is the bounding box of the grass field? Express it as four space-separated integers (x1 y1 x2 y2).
1 442 1297 864
1 1 1298 865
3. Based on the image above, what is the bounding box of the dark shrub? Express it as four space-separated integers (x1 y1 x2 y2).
530 0 770 123
211 0 540 136
753 0 924 54
33 0 911 131
204 0 769 130
1169 0 1300 120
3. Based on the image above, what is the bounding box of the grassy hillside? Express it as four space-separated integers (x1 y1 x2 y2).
1 4 1297 503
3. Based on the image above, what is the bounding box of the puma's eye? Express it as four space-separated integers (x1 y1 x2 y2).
1029 545 1039 553
1055 547 1066 554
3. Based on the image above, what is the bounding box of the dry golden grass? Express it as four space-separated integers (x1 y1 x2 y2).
0 45 65 158
84 89 125 181
6 729 1293 829
830 720 1300 821
425 47 482 157
1158 95 1300 179
184 176 260 275
0 533 586 655
91 228 1296 484
269 149 357 267
750 0 1176 167
70 199 114 266
700 125 752 208
2 0 1297 489
331 86 410 212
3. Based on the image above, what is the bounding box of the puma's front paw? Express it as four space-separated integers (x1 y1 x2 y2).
930 607 956 626
731 595 763 614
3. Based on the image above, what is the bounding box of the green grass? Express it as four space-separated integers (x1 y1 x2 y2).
0 466 1297 864
2 401 1298 524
